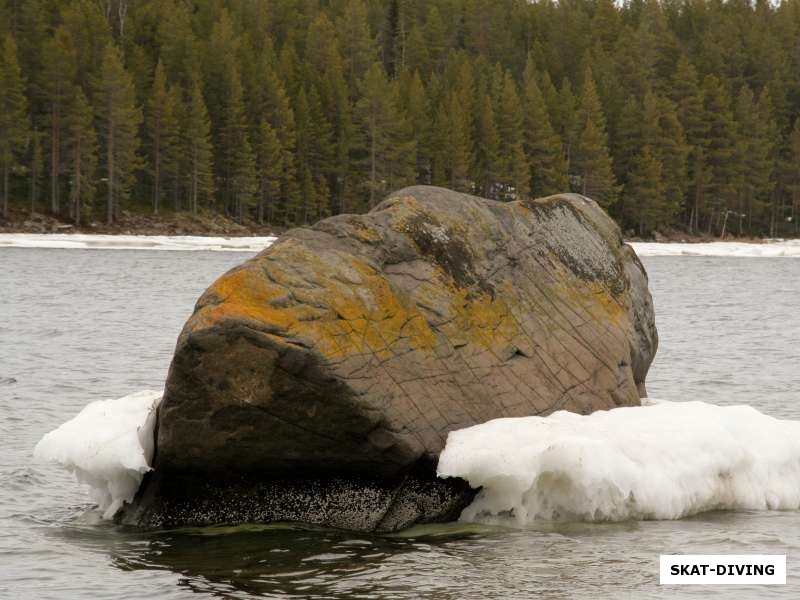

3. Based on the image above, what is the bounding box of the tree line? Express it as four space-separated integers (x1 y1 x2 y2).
1 0 800 237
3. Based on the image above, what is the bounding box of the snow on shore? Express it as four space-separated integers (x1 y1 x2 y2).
438 399 800 525
630 239 800 257
0 233 275 252
2 233 799 256
34 390 162 518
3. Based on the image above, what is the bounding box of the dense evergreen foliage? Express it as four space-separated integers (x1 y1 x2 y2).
1 0 800 236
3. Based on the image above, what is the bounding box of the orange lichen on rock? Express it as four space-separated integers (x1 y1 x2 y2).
546 274 628 330
442 286 520 350
312 266 438 359
192 252 438 361
200 267 301 331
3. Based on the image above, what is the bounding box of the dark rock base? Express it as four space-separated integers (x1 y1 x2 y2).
118 464 476 533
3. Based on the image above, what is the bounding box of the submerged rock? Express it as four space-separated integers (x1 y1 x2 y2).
121 185 657 531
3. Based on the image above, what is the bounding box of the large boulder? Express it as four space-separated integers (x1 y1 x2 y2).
122 186 657 531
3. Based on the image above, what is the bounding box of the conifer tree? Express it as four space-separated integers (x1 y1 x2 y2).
425 6 449 73
474 95 501 198
591 0 621 52
355 62 415 208
701 75 737 232
40 27 78 215
635 0 681 93
297 167 317 224
736 87 776 233
672 56 707 231
293 89 313 215
522 61 567 196
167 85 184 211
336 0 376 97
627 145 665 234
60 0 113 90
671 56 707 148
654 96 688 227
295 86 336 217
0 34 29 219
554 77 577 168
220 68 256 221
255 119 283 224
495 70 529 199
398 70 429 182
385 79 417 192
382 0 401 78
573 68 618 208
305 13 352 212
435 93 473 192
278 44 301 98
184 81 214 216
429 97 447 187
93 44 142 224
617 90 687 230
257 56 299 221
29 128 43 214
356 62 392 208
65 89 98 226
613 95 643 189
146 61 179 215
314 172 332 222
204 9 240 138
12 0 46 80
404 26 430 75
538 70 560 127
733 85 757 224
157 0 198 88
786 118 800 235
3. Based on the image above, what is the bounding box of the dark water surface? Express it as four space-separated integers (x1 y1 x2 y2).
1 248 799 598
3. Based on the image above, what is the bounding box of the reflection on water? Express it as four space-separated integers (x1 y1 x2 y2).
39 510 800 599
110 523 486 599
2 249 800 598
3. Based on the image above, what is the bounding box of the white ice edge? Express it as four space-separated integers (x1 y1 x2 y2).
438 398 800 526
34 390 163 518
629 239 800 257
0 233 276 252
2 233 799 256
37 391 800 525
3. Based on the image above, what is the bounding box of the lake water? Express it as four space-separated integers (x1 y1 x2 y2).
2 247 799 598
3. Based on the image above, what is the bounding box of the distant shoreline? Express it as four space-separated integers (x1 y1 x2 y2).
1 208 792 245
0 206 284 238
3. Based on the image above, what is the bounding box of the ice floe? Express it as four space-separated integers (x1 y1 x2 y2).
34 390 163 518
438 399 800 525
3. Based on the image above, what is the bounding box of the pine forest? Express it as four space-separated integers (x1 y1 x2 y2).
1 0 800 237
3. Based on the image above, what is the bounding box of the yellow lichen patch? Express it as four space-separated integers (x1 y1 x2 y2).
315 259 438 359
393 194 421 210
388 197 427 231
193 251 438 362
552 276 627 325
586 282 627 324
441 285 520 350
346 218 383 244
198 268 301 330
